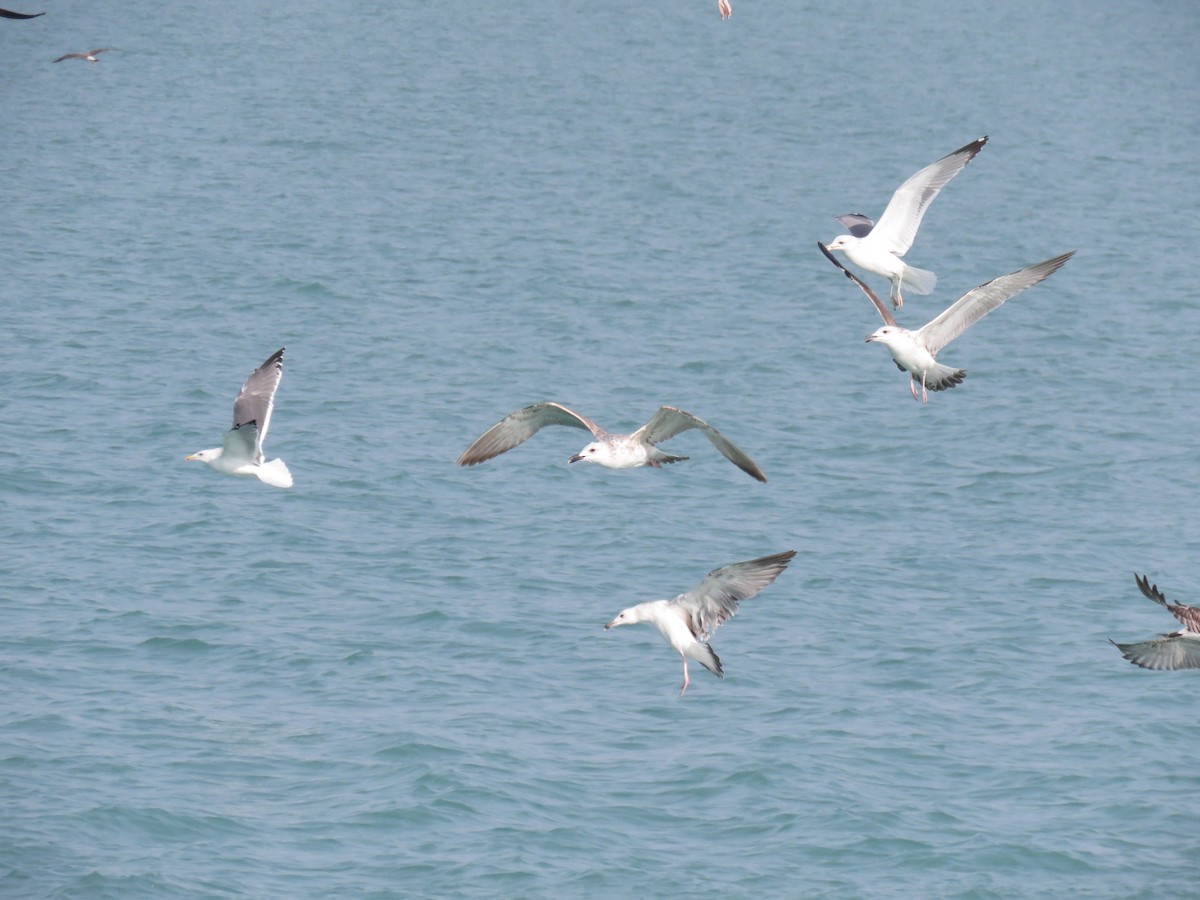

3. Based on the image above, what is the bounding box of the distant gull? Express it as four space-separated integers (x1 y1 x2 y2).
457 402 767 482
186 348 293 488
825 136 988 308
53 48 113 63
818 241 1074 402
718 0 731 18
605 550 796 696
1110 574 1200 671
0 8 45 18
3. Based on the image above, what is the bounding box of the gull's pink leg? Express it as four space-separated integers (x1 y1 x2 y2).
921 372 929 404
718 0 731 19
679 658 690 696
909 378 920 402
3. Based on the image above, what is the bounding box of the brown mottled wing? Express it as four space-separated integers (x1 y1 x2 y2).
457 402 604 466
634 406 767 482
1136 573 1200 632
818 241 896 327
672 551 796 641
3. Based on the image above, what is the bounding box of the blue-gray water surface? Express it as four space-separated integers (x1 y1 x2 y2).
3 1 1200 896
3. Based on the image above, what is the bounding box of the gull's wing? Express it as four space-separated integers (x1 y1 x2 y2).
231 348 285 459
1135 573 1200 632
671 550 796 642
869 136 988 256
88 48 112 55
916 252 1074 355
835 213 874 238
457 402 604 466
53 52 85 61
1110 634 1200 671
818 241 896 326
222 421 260 465
1 8 45 18
634 406 767 482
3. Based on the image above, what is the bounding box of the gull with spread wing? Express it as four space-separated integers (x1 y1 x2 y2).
53 48 113 62
825 136 988 309
605 550 796 695
457 402 767 481
818 242 1074 402
1110 574 1200 671
186 348 293 488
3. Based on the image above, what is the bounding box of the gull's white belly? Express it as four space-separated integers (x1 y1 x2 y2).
845 241 904 281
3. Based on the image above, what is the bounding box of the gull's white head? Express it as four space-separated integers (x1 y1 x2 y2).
568 441 608 466
604 605 644 630
826 235 855 252
865 325 904 347
185 448 223 464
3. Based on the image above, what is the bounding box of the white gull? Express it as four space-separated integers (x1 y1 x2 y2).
53 48 113 63
1111 574 1200 671
186 348 293 488
819 242 1074 403
605 550 796 696
825 136 987 309
457 402 767 482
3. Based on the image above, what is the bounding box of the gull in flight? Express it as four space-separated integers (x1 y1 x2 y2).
53 48 113 62
605 550 796 695
457 402 767 482
825 136 988 309
1110 574 1200 671
186 348 293 488
818 241 1074 402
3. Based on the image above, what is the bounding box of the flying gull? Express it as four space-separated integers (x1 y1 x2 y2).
825 136 988 309
818 241 1074 402
53 48 113 63
1110 574 1200 671
186 348 293 488
0 8 45 18
457 402 767 481
605 550 796 696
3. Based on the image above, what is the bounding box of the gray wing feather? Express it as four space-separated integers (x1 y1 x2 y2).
870 136 988 256
634 406 767 482
231 348 284 460
1 8 46 18
916 252 1074 355
1111 635 1200 671
818 241 896 326
457 402 604 466
673 550 796 641
836 213 874 238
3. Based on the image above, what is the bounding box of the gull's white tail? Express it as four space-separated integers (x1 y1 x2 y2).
256 458 293 488
900 264 937 296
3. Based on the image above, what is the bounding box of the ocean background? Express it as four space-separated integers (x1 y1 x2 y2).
3 0 1200 896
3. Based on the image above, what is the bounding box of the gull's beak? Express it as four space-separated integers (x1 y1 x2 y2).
568 454 584 464
865 334 877 343
185 454 197 460
604 619 619 630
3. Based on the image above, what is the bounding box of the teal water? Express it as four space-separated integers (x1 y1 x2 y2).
4 1 1200 896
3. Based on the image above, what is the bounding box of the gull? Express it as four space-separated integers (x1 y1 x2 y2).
825 136 988 309
186 348 293 488
1110 574 1200 671
818 241 1074 402
718 0 731 18
457 402 767 481
0 8 45 18
53 48 112 63
605 550 796 695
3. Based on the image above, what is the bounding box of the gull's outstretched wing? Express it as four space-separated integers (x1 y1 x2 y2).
916 252 1074 355
671 550 796 641
231 348 285 460
869 136 988 256
634 406 766 482
1110 634 1200 671
52 52 85 61
818 241 896 326
0 8 45 18
1136 573 1200 632
835 213 874 238
457 402 604 466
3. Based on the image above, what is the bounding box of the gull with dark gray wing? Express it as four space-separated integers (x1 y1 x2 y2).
605 551 796 695
186 348 293 488
457 401 767 482
53 48 112 62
